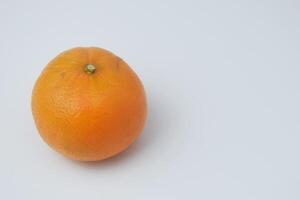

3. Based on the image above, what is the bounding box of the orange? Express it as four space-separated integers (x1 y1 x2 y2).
31 47 147 161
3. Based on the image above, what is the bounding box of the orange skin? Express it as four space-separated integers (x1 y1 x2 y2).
31 47 147 161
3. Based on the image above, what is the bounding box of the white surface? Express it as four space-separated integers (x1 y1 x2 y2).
0 0 299 199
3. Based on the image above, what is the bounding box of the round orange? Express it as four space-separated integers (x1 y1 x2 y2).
31 47 147 161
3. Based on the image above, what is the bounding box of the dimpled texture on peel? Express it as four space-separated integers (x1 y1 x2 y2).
31 47 147 161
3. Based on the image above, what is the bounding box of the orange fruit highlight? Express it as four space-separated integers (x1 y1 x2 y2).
31 47 147 161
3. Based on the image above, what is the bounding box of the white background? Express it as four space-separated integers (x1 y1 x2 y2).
0 0 299 199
